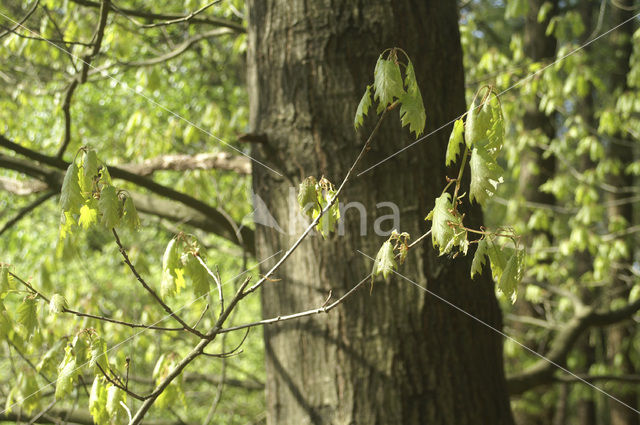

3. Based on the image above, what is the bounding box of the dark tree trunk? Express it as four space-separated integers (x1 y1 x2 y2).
247 1 514 424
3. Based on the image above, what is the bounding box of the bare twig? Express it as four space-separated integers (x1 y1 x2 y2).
138 0 222 28
0 191 55 237
0 0 40 40
112 229 206 338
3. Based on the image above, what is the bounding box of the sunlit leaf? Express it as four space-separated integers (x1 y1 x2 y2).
55 346 76 400
297 176 318 218
60 162 83 214
17 296 38 336
122 196 140 230
498 250 525 303
98 185 121 229
470 238 488 279
372 240 396 281
49 294 67 314
426 193 465 255
354 85 372 129
469 147 503 205
446 119 465 166
78 203 98 229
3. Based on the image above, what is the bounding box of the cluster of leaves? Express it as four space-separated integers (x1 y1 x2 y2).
161 233 217 301
296 176 341 238
354 48 427 137
58 147 140 249
361 74 524 300
371 230 410 282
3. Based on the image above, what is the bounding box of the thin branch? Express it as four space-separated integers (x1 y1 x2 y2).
95 362 149 401
69 0 246 33
218 274 372 334
0 191 55 237
202 327 250 358
0 0 40 40
112 229 206 338
196 256 224 319
9 271 183 331
117 151 251 175
508 297 640 395
56 0 110 158
138 0 222 28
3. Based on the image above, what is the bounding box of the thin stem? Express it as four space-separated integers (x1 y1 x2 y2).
112 229 206 338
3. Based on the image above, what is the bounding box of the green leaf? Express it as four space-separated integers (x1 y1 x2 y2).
498 250 525 303
106 384 125 417
315 188 340 239
0 301 12 339
373 55 405 112
55 346 76 400
399 61 426 137
0 265 11 293
49 294 67 314
487 241 510 282
89 336 108 372
122 196 140 230
399 87 426 137
446 119 465 166
354 85 372 129
60 162 84 214
185 254 211 299
372 240 397 281
17 296 38 336
161 238 181 299
483 96 505 156
426 193 465 255
98 185 121 229
469 147 503 205
470 238 488 279
78 203 98 229
297 176 318 218
89 377 109 425
465 96 491 149
80 149 99 193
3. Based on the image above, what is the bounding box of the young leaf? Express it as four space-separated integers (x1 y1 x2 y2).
498 250 525 303
469 147 503 205
106 384 125 416
185 254 211 298
89 336 108 371
399 87 426 137
98 185 121 229
446 119 465 166
315 188 340 239
0 265 11 293
426 193 463 255
373 240 397 281
354 85 372 129
373 55 405 111
78 203 98 229
90 376 109 425
49 294 67 314
470 238 488 279
297 177 318 218
399 60 426 136
487 241 509 282
122 196 140 230
465 96 491 149
17 296 38 336
483 96 505 156
161 238 181 299
81 149 99 193
60 162 84 214
55 346 76 400
0 301 12 339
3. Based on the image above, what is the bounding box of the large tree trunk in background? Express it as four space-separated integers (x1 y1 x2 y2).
247 1 513 424
607 2 638 424
513 3 558 424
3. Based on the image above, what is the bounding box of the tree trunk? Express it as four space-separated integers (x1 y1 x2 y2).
247 1 514 424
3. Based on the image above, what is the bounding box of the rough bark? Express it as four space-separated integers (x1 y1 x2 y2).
247 1 513 424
